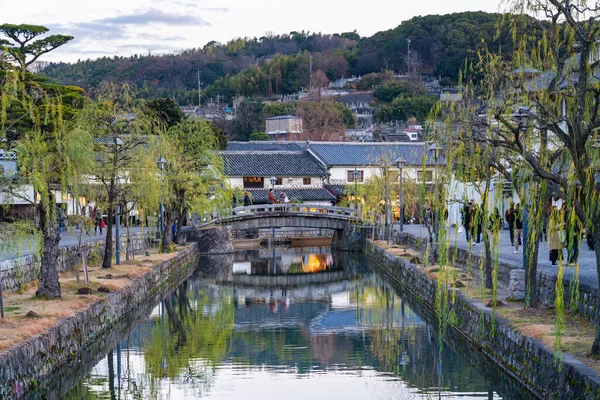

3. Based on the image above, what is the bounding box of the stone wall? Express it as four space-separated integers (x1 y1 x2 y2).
366 241 600 399
395 231 600 326
0 232 151 292
0 243 199 399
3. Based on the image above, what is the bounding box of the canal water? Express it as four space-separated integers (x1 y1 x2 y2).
54 246 533 399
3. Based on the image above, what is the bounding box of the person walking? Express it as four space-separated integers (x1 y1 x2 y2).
566 210 580 265
473 203 483 245
268 189 276 209
548 207 564 265
505 202 516 246
462 201 473 242
93 207 103 235
513 204 523 253
232 193 238 215
243 191 251 207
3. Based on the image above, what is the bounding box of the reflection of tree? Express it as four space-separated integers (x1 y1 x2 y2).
143 284 234 395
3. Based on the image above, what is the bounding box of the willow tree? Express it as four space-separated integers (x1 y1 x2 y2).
158 118 226 251
444 1 600 355
1 25 91 298
77 82 161 268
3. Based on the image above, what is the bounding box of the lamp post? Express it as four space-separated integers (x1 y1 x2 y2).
384 162 392 244
115 170 121 265
352 168 359 211
270 176 276 241
428 143 442 249
395 155 406 233
158 157 167 242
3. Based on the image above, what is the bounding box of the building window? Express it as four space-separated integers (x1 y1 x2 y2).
347 170 364 183
303 177 311 185
275 177 283 186
416 170 433 183
243 177 264 188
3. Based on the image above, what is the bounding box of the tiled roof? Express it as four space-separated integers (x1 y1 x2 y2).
222 151 327 177
325 184 348 197
266 115 300 120
226 141 304 151
243 188 336 203
307 142 444 167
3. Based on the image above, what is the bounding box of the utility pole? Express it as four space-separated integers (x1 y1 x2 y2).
309 53 313 93
406 39 411 74
197 69 203 108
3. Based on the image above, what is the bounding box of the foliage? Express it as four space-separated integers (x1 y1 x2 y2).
1 25 91 298
0 23 73 71
39 13 535 103
375 95 438 123
248 131 269 141
159 118 227 249
437 0 600 356
143 97 185 129
374 81 428 103
76 82 161 268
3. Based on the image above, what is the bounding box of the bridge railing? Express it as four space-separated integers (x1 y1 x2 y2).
224 203 361 220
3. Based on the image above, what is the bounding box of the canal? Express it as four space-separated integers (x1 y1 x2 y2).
48 246 533 399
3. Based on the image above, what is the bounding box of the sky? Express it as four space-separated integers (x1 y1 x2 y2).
2 0 501 64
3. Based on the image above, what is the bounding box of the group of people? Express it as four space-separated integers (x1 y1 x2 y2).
268 189 289 205
462 197 586 266
461 200 503 246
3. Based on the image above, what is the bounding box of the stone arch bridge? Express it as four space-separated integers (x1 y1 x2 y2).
185 204 371 253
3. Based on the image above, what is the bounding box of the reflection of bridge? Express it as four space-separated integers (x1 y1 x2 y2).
228 270 350 288
189 204 369 252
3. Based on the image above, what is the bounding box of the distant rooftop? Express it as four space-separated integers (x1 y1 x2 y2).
307 142 444 167
265 115 301 120
226 141 304 151
221 150 327 177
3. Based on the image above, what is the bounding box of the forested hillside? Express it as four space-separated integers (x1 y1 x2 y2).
40 12 535 105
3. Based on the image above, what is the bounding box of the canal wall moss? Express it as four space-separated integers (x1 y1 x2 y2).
366 241 600 400
0 243 198 399
0 232 151 292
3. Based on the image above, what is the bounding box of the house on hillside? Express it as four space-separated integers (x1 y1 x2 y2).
266 115 303 141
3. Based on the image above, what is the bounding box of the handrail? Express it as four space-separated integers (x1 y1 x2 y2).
193 204 363 228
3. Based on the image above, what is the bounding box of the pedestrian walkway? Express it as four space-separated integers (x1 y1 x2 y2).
402 224 598 289
0 226 145 263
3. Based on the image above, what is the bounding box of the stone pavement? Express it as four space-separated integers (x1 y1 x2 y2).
0 226 145 263
401 224 599 289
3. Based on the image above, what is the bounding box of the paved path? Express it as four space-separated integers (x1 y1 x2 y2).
0 226 145 263
402 224 599 289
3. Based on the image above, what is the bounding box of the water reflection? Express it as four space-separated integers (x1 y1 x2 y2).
62 247 531 400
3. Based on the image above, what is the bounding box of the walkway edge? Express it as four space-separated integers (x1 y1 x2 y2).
366 240 600 400
0 243 198 399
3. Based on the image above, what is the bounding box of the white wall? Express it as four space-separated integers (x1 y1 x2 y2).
329 166 435 184
227 176 323 188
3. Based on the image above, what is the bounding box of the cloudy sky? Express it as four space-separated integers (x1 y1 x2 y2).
2 0 501 63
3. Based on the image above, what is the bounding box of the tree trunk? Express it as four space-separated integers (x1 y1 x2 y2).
36 197 62 298
590 221 600 355
525 225 542 308
483 228 493 289
161 209 178 252
102 204 114 269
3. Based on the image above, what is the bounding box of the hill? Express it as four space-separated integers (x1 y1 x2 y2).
39 12 535 105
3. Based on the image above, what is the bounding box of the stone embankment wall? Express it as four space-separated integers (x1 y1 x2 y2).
366 241 600 399
0 232 150 292
395 231 600 326
0 243 199 399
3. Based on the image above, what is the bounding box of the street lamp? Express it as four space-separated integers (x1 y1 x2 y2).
395 155 406 233
270 176 276 188
428 143 442 252
352 168 360 210
158 157 167 242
